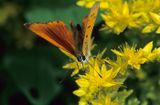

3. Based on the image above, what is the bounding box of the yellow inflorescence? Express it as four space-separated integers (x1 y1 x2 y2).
77 0 109 9
63 41 160 105
111 41 160 70
77 0 160 34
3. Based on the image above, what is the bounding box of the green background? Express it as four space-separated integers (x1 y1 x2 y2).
0 0 159 105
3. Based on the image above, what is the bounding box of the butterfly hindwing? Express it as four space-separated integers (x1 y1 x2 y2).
82 2 100 57
24 21 76 55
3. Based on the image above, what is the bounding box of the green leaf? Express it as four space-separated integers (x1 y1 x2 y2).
25 6 102 27
127 98 140 105
113 90 133 105
2 47 65 105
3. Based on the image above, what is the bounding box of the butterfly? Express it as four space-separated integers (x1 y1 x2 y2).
24 2 100 63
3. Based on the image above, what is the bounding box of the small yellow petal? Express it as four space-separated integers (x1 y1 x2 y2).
76 78 89 87
142 41 153 54
101 64 107 77
111 49 124 56
149 12 160 24
133 64 140 70
156 26 160 34
100 2 108 9
105 96 111 105
76 1 85 6
114 25 127 34
103 82 119 87
73 89 86 97
79 100 87 105
142 24 156 33
123 2 129 16
141 12 150 23
105 69 113 79
101 14 116 28
71 69 79 77
86 2 95 8
107 21 117 28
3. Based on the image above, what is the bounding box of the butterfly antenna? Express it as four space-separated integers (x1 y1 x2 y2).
86 59 102 78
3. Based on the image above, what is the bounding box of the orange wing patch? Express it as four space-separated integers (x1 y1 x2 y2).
82 2 100 57
24 21 76 55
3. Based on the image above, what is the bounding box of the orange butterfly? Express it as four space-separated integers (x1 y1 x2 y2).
24 2 100 62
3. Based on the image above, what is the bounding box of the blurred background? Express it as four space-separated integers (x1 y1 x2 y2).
0 0 159 105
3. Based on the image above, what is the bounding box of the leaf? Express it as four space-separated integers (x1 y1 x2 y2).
29 0 76 9
25 6 102 27
113 90 133 105
127 98 140 105
2 47 65 105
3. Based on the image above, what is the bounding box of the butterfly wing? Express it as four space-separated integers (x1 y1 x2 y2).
82 2 100 57
24 21 76 56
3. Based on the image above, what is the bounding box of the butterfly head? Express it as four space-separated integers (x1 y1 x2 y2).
77 52 87 63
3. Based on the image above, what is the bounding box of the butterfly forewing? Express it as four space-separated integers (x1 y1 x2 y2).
82 2 100 57
24 2 100 62
24 21 76 55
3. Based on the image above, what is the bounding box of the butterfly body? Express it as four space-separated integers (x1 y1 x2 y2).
69 22 87 62
24 2 100 62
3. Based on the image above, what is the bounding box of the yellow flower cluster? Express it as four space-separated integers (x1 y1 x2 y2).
63 41 160 105
111 41 160 70
77 0 160 34
65 51 122 105
77 0 109 9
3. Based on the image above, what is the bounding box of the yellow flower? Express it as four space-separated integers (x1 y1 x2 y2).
77 0 160 34
132 0 160 14
105 56 128 75
149 47 160 61
63 48 106 76
88 63 121 87
142 12 160 33
101 1 141 34
63 41 160 104
73 64 119 94
76 0 109 9
129 0 160 34
111 41 160 70
71 49 122 104
142 23 156 33
73 60 121 97
149 12 160 34
112 45 145 70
